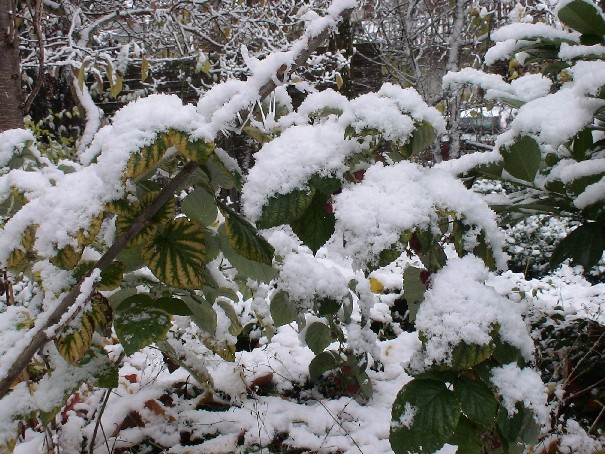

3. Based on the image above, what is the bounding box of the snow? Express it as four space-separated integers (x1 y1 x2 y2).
0 129 40 169
242 122 358 222
409 256 535 371
333 162 506 268
490 363 549 423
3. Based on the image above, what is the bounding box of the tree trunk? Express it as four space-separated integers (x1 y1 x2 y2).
0 0 24 132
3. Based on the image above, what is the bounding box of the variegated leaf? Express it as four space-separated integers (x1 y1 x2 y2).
76 212 104 246
50 244 83 270
55 311 94 365
257 188 316 229
8 224 38 273
55 292 112 364
222 206 274 266
115 192 176 246
124 134 169 180
142 218 206 289
166 129 215 163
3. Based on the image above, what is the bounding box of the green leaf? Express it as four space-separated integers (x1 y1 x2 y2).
142 218 206 289
183 296 217 334
493 337 524 366
117 246 146 273
316 297 341 316
93 353 119 389
305 322 332 354
403 266 427 323
203 154 240 190
449 341 495 371
447 416 482 454
501 135 541 183
403 121 438 157
218 226 277 283
181 188 218 226
550 222 605 269
217 300 243 336
390 378 461 454
114 294 172 356
310 175 341 196
152 297 192 316
497 404 540 446
98 261 125 291
222 206 274 266
309 351 341 381
257 188 316 229
454 377 498 427
572 127 594 161
270 290 297 327
558 0 605 35
291 193 336 254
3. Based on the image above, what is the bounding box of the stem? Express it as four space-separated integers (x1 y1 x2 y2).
89 388 112 454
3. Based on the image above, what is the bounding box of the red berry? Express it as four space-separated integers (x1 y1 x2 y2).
324 200 334 213
409 234 422 253
341 365 352 376
353 170 365 181
420 270 431 285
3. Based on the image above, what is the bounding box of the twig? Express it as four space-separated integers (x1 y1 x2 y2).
588 402 605 435
21 0 46 116
89 389 112 454
312 397 364 454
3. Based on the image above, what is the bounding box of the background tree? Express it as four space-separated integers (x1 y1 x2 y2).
0 0 24 131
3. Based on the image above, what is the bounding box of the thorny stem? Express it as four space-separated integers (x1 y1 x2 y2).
0 4 354 400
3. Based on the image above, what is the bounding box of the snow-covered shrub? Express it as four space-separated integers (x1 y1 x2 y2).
444 0 605 448
504 215 578 277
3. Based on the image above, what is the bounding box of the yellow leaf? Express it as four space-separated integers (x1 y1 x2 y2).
141 55 150 82
335 73 344 91
369 277 384 294
110 75 123 98
77 60 90 91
